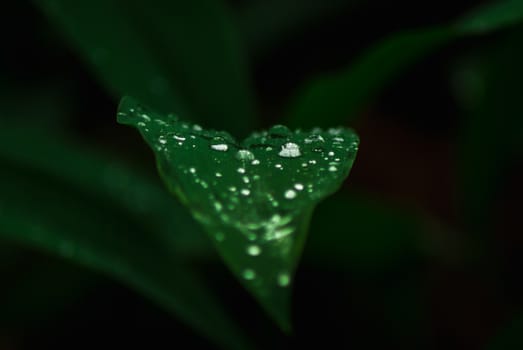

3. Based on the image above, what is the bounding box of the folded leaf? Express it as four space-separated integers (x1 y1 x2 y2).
117 96 359 330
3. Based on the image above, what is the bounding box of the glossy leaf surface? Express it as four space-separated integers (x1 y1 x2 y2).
117 96 359 330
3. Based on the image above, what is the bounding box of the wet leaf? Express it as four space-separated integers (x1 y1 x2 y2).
117 96 360 330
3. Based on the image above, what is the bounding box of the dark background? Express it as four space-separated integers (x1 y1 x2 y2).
1 1 522 349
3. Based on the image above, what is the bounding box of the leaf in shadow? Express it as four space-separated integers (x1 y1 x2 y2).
0 131 252 350
284 0 523 129
35 0 256 136
304 192 425 271
456 25 523 236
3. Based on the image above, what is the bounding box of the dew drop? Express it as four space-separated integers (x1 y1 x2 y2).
137 122 146 127
247 245 261 256
269 124 291 137
285 189 297 199
279 142 301 158
189 167 196 174
329 166 338 172
173 135 186 141
193 124 203 131
275 164 283 169
241 189 250 196
158 136 167 145
328 128 342 135
211 144 228 151
277 273 291 287
141 114 151 122
215 172 222 177
304 134 325 144
251 159 260 165
294 183 304 191
237 167 246 174
236 149 255 161
328 151 335 156
243 269 256 280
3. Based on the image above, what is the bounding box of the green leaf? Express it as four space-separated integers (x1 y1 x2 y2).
0 127 251 350
0 256 99 327
285 26 451 129
35 0 256 136
284 0 523 129
238 0 355 57
456 25 523 240
305 192 425 271
457 0 523 34
117 96 359 330
487 310 523 349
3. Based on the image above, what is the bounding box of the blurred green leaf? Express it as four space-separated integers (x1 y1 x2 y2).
303 192 431 348
238 0 354 57
0 127 251 350
35 0 256 136
456 25 523 236
117 96 359 330
487 311 523 349
285 0 523 129
304 192 425 271
457 0 523 34
285 27 451 129
0 125 210 257
0 257 99 327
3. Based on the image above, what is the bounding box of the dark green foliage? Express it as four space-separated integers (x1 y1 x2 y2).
284 0 523 129
0 126 251 350
117 97 359 329
1 0 523 348
35 0 256 136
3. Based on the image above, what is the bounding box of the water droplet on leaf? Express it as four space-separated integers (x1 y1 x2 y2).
284 189 297 199
243 269 256 280
211 144 228 151
279 142 301 158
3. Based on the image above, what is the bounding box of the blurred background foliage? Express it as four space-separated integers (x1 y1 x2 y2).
0 0 522 349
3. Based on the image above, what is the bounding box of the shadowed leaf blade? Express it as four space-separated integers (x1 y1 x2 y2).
0 127 252 350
